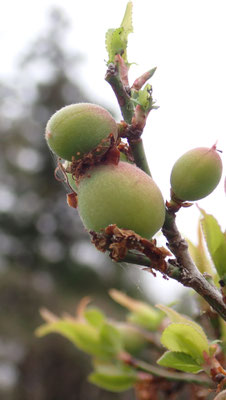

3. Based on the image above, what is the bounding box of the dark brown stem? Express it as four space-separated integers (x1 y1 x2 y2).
122 215 226 320
162 210 226 321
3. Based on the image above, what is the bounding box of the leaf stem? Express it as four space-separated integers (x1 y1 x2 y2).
119 353 213 388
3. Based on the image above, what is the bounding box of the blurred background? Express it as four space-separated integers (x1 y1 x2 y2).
0 1 225 399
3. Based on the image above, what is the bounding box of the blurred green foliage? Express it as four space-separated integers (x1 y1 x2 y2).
0 8 141 400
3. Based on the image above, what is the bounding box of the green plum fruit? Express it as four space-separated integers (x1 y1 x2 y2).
170 145 223 201
77 162 165 239
45 103 118 161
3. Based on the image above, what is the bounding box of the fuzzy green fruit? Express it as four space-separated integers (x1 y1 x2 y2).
170 146 222 201
77 162 165 239
45 103 118 161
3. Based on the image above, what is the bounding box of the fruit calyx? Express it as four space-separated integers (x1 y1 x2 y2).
90 224 171 271
166 189 193 213
55 133 120 189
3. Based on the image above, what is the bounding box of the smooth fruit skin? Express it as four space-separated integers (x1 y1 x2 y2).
77 162 165 239
45 103 118 161
170 146 222 201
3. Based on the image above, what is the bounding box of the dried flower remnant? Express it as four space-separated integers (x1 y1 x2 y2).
90 224 171 273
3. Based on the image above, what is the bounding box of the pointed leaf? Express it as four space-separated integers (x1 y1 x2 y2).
157 351 202 373
89 364 137 392
138 84 153 112
187 221 213 275
111 28 125 60
110 289 163 331
199 208 226 278
161 323 209 364
120 1 133 34
156 304 208 342
36 320 105 358
99 323 123 357
105 2 133 64
105 28 115 62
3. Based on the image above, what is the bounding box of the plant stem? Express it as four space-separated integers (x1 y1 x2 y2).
105 63 152 177
105 63 134 124
129 139 152 177
119 353 213 388
162 210 226 321
122 225 226 320
105 55 226 320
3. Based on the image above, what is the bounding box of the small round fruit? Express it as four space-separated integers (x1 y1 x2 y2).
77 162 165 239
45 103 118 161
170 145 223 201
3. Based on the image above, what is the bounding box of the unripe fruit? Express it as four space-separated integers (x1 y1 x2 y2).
170 146 223 201
77 162 165 239
45 103 118 161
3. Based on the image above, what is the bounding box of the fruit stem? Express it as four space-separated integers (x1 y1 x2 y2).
129 139 152 177
119 353 213 387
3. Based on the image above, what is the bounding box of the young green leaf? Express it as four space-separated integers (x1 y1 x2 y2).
105 1 133 64
157 351 203 373
105 27 124 63
187 221 213 276
110 289 163 331
84 308 106 328
199 208 226 279
137 84 153 112
120 1 133 34
99 323 123 358
161 323 209 364
88 363 137 392
36 320 104 357
127 308 163 331
156 304 208 342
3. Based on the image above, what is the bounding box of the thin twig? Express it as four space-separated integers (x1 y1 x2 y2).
119 353 213 388
162 210 226 321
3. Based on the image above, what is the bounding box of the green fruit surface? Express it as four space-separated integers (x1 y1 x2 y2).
78 162 165 239
45 103 118 161
170 147 222 201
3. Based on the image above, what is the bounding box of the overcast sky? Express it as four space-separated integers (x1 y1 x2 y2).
1 0 226 302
